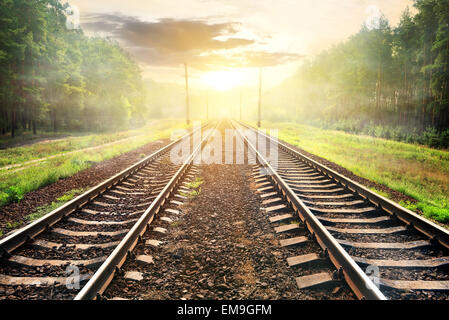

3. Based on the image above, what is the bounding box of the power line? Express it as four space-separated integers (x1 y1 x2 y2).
258 68 262 128
240 89 242 121
184 63 190 125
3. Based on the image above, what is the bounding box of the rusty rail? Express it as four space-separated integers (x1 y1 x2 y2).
0 123 208 259
75 122 218 299
239 121 449 251
232 120 386 300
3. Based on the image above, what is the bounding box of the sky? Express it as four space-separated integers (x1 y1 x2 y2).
66 0 414 90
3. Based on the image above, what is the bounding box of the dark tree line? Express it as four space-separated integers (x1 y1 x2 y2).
0 0 147 137
266 0 449 147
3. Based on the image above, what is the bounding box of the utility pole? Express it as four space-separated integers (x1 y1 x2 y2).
184 62 190 125
240 89 242 121
206 91 209 120
258 68 262 128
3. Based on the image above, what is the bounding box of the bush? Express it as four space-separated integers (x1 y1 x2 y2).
440 130 449 148
373 126 385 138
390 127 404 141
315 119 449 149
421 128 439 148
0 192 9 207
404 129 421 144
5 186 24 204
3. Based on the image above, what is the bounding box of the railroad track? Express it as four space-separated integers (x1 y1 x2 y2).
234 120 449 300
102 120 347 300
2 119 448 301
0 121 216 300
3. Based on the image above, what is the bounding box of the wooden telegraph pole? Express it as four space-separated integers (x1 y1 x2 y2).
184 62 190 125
206 91 209 120
258 68 262 128
240 89 242 121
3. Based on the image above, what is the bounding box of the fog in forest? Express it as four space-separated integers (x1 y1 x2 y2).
1 0 449 147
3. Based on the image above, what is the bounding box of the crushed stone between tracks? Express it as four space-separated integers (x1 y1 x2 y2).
105 164 353 300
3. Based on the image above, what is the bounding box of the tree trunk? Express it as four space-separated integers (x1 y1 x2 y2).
32 105 36 135
11 102 16 138
32 60 37 135
421 42 427 132
53 108 57 132
11 63 18 138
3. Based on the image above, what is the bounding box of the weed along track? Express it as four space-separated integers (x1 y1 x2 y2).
0 123 216 300
234 121 449 300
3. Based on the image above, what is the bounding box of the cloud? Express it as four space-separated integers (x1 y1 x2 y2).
188 51 303 70
81 13 302 69
84 14 253 51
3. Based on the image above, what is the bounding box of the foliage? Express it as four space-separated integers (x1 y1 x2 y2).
264 1 449 148
0 0 147 137
0 124 160 167
182 176 204 198
1 187 86 236
0 120 188 208
24 188 86 222
186 177 204 190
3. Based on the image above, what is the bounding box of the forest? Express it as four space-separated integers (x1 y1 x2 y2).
3 0 449 149
0 0 147 137
265 0 449 148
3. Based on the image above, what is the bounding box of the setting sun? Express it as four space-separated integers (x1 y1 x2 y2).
200 70 247 91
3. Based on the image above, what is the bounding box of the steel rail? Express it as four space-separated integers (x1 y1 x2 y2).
0 123 208 259
239 121 449 251
232 120 386 300
75 122 219 300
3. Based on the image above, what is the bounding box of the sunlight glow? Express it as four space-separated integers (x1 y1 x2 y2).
200 69 246 91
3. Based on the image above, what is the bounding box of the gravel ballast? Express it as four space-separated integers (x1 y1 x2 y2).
105 163 354 300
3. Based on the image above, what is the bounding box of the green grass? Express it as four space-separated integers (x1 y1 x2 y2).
0 131 73 149
0 120 190 208
25 188 88 222
1 188 87 236
186 177 204 190
181 176 204 198
369 187 389 199
253 121 449 224
0 120 185 168
170 221 182 228
5 220 22 230
189 189 201 197
180 189 201 198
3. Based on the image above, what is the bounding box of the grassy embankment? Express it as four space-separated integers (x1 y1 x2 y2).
1 188 88 237
252 121 449 225
0 122 168 167
0 120 190 208
0 131 76 150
